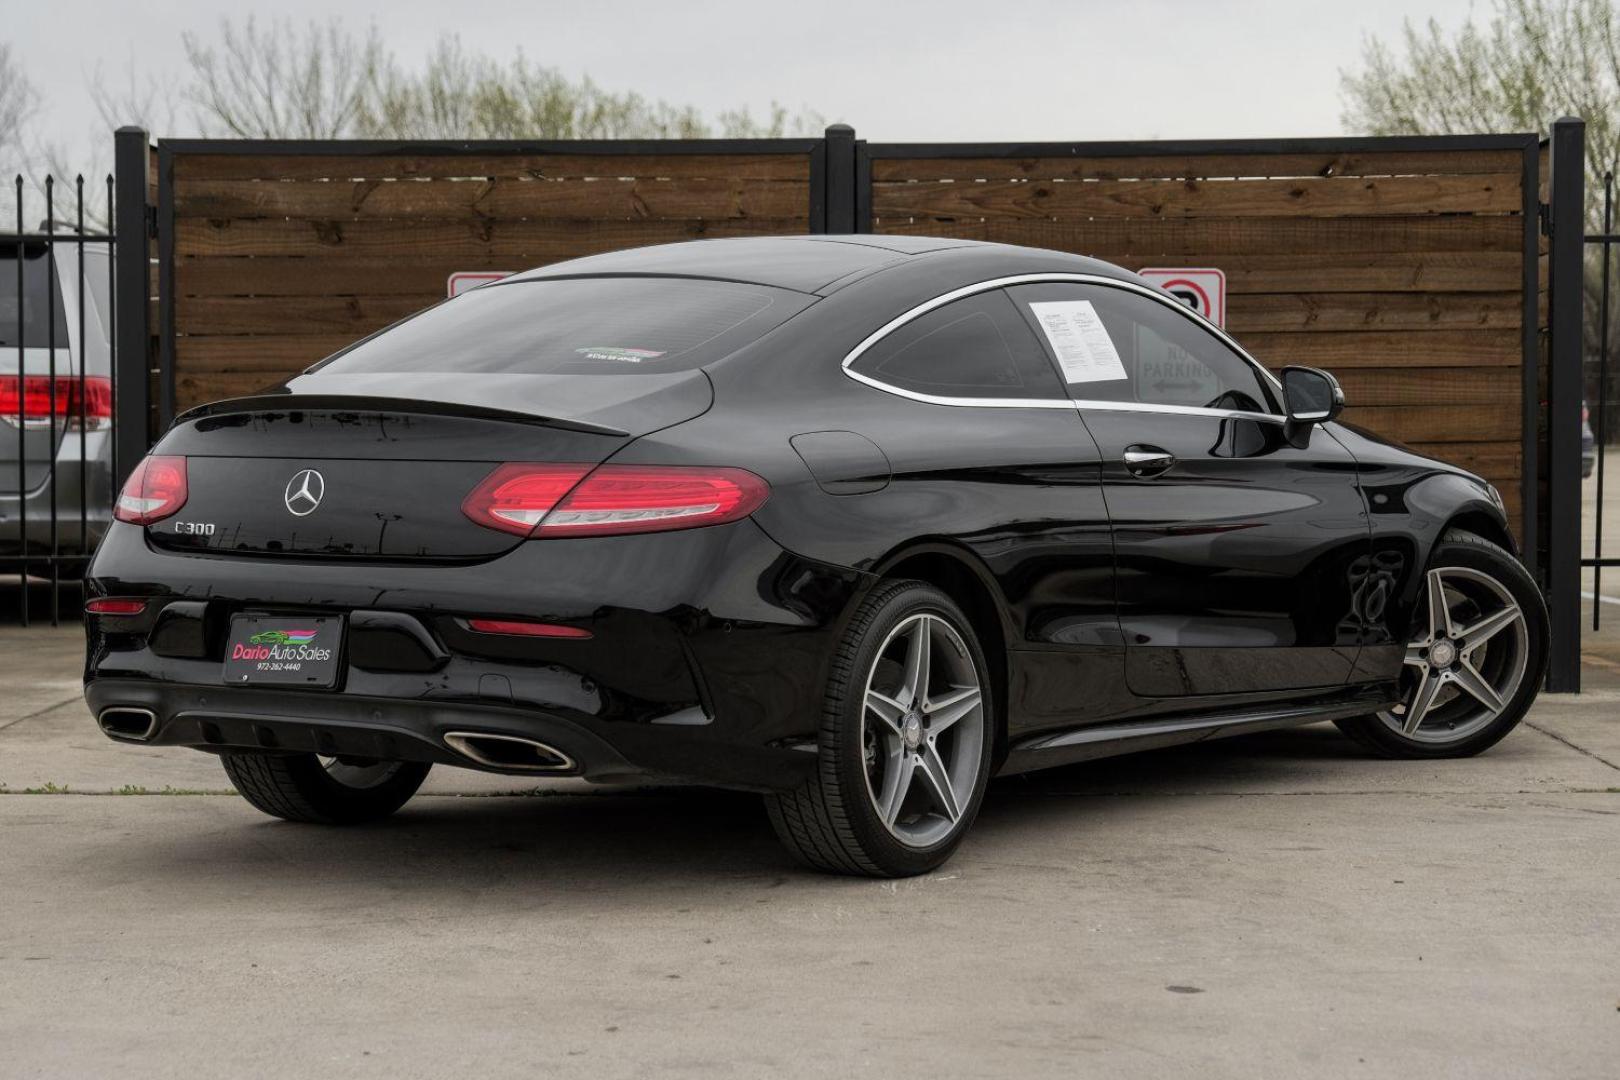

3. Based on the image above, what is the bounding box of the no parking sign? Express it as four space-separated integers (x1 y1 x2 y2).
1137 267 1226 328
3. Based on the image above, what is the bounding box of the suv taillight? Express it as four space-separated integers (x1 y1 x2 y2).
462 463 769 539
0 374 113 430
114 455 188 525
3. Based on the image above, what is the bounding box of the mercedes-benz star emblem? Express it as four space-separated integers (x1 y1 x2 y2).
284 469 325 517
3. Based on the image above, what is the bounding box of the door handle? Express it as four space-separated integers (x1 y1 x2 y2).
1123 445 1176 478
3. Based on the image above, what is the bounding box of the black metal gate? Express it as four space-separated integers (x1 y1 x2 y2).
2 172 117 625
1583 167 1620 644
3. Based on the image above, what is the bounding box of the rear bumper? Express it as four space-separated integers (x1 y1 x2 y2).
83 518 873 791
86 679 653 782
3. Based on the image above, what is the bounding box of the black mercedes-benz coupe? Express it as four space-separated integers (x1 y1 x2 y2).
84 235 1547 877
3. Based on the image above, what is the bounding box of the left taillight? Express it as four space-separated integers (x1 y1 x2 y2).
0 374 113 430
462 463 769 539
114 455 188 525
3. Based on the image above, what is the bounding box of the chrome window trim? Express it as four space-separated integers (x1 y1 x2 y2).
840 272 1286 422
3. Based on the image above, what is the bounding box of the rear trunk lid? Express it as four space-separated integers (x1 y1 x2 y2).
147 373 711 561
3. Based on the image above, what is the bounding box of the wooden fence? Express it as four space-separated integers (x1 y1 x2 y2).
158 140 826 411
141 131 1540 537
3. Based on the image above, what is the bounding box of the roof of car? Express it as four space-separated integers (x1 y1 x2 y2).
507 235 1138 296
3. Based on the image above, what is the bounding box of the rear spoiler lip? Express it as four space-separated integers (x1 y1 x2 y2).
173 393 631 438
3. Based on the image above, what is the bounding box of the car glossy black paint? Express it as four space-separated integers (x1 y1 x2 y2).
84 235 1515 793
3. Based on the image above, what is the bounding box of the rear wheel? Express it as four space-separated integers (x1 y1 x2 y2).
1335 530 1546 758
766 581 994 877
221 751 431 824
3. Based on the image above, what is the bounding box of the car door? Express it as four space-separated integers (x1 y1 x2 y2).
1007 278 1371 698
837 286 1129 734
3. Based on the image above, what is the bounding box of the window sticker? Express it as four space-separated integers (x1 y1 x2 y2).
1027 300 1128 385
574 346 666 363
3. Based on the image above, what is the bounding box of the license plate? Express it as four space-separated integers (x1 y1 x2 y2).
223 614 343 688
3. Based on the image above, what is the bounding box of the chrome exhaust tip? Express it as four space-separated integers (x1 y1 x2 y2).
442 731 575 773
98 707 159 743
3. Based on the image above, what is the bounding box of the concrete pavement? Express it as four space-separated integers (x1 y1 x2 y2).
1 623 1617 1078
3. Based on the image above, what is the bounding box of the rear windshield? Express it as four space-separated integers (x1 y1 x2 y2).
0 244 70 349
311 277 810 376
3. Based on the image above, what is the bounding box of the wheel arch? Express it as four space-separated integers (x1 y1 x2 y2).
1441 507 1517 555
872 542 1013 767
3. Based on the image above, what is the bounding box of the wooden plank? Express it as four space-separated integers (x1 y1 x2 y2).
869 174 1522 221
175 371 291 409
175 335 356 373
876 215 1525 254
173 152 811 182
870 149 1525 182
178 257 520 297
173 217 810 259
1405 441 1522 479
1342 402 1519 442
1240 329 1520 367
174 177 811 222
177 294 435 336
1226 292 1522 333
1313 366 1522 406
1117 254 1524 295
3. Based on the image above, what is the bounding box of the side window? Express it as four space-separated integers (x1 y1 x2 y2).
1007 282 1277 414
851 290 1065 400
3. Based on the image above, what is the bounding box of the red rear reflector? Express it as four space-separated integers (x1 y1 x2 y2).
85 597 147 616
464 618 593 639
463 463 769 538
114 455 188 525
1 374 113 429
461 463 593 536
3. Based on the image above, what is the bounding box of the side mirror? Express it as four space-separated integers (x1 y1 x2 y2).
1281 366 1344 429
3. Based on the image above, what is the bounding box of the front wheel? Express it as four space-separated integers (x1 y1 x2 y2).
221 751 431 824
766 581 995 877
1335 530 1547 758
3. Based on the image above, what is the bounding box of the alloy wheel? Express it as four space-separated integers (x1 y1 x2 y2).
1378 566 1529 744
860 613 986 848
318 756 407 790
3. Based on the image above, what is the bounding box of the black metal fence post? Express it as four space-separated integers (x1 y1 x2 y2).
1547 117 1586 692
824 124 857 234
113 126 151 489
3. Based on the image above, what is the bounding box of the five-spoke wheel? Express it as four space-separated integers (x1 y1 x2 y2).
766 581 995 877
1337 530 1547 758
860 613 986 848
1380 566 1529 743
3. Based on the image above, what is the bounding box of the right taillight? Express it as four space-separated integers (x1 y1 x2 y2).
462 463 769 539
114 455 188 525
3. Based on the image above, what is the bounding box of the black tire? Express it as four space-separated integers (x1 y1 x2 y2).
1334 529 1547 759
765 580 995 877
220 751 431 824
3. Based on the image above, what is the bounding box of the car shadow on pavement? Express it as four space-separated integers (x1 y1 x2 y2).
61 725 1374 897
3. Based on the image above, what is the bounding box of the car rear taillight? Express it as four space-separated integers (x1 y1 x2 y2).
0 374 113 430
462 463 770 539
114 455 188 525
460 463 594 536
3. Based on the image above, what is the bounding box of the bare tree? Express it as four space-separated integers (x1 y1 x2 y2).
0 42 41 224
356 34 821 140
182 17 381 138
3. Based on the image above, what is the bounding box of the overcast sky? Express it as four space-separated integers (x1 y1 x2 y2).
13 0 1489 159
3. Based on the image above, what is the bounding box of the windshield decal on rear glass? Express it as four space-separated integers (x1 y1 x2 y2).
574 346 667 364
